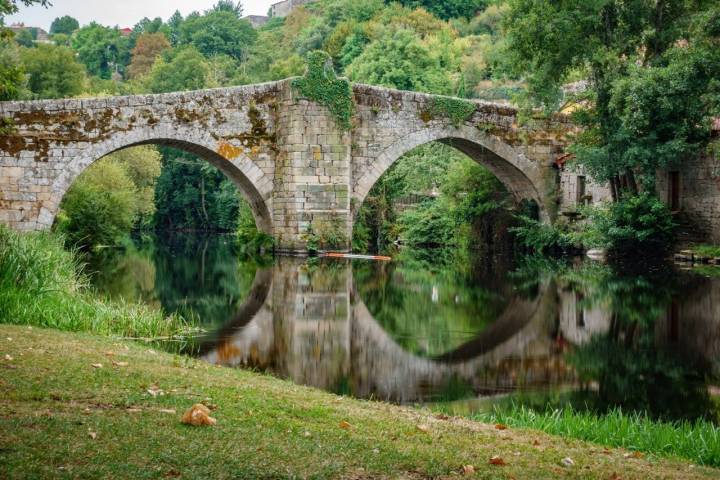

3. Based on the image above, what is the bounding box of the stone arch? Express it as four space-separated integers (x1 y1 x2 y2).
39 127 274 233
352 125 550 221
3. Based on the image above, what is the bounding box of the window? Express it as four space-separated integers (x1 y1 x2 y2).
668 171 680 212
576 175 586 205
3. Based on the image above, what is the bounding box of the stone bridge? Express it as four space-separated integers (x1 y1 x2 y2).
0 77 573 252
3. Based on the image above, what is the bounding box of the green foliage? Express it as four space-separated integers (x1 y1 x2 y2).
0 226 195 339
509 216 574 254
293 50 354 130
236 201 274 253
179 10 257 60
146 47 209 93
0 35 25 100
578 193 676 256
153 148 241 231
388 0 487 20
345 28 454 95
14 28 34 47
0 116 15 135
303 214 348 252
72 23 132 79
57 160 138 249
20 44 86 99
504 1 720 193
425 95 476 126
49 15 79 35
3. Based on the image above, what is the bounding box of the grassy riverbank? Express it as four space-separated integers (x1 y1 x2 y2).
1 325 718 479
438 404 720 468
0 226 196 340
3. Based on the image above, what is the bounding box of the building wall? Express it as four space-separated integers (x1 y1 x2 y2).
271 0 312 18
656 151 720 243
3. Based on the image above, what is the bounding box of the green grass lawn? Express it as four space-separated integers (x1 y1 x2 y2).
1 325 718 479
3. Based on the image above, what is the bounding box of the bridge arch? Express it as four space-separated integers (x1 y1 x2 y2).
352 124 550 221
39 127 274 233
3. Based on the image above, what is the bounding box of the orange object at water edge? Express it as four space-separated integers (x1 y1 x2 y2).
320 253 392 262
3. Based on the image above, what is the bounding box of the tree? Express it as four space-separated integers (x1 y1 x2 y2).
503 1 720 197
14 28 34 47
57 161 138 248
20 44 85 99
0 35 26 100
165 10 184 46
146 47 209 93
387 0 486 20
127 32 170 79
72 23 132 79
0 0 49 15
346 28 453 94
105 146 162 228
179 10 257 60
49 15 79 35
212 0 244 17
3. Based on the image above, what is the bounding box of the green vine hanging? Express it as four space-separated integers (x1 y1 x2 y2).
292 51 354 131
422 96 476 127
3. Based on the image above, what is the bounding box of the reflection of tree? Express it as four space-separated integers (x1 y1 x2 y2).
152 234 257 329
354 248 512 357
563 264 717 422
89 234 258 331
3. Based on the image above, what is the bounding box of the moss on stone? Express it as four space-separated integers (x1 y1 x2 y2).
422 96 476 127
293 51 354 131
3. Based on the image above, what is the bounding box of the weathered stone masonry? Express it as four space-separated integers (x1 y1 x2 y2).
0 78 585 252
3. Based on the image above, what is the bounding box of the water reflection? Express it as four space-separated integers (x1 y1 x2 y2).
89 235 720 423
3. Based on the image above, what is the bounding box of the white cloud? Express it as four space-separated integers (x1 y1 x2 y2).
5 0 275 31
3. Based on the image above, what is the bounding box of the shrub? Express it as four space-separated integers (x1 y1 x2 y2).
579 193 675 256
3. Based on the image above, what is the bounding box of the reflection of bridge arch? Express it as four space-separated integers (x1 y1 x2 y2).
349 280 559 402
199 258 572 403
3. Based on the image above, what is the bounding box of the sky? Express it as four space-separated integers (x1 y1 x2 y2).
5 0 276 30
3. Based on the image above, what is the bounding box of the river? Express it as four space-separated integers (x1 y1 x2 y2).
87 233 720 423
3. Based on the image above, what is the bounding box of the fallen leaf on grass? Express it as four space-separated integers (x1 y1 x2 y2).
623 451 644 459
126 407 143 413
339 420 353 430
90 363 102 369
104 351 115 357
112 361 129 367
147 385 164 397
532 439 541 446
494 423 508 430
88 431 97 440
561 457 575 467
158 409 176 414
416 424 430 433
462 465 475 475
608 473 623 480
489 456 506 466
4 354 13 361
181 404 216 426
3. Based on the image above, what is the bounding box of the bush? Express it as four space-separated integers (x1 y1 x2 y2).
509 216 575 254
579 193 675 256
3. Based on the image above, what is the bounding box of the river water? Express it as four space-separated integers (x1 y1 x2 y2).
88 233 720 423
